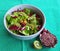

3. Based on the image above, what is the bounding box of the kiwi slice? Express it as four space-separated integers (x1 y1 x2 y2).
33 40 42 49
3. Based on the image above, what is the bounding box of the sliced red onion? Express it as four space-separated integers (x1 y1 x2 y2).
21 27 26 30
11 15 17 18
18 27 26 31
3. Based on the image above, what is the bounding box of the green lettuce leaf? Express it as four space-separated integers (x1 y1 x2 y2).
6 14 11 24
24 8 30 15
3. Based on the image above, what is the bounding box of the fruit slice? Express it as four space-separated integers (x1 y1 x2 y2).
33 40 42 49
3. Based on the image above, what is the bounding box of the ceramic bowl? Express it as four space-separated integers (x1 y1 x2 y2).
4 4 46 40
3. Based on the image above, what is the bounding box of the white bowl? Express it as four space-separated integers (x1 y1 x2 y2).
4 4 46 40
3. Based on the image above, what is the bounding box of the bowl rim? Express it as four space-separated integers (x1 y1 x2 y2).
4 4 46 37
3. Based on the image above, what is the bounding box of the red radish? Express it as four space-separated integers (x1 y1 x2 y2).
29 13 33 16
36 14 40 18
9 25 19 30
37 25 41 30
17 28 22 30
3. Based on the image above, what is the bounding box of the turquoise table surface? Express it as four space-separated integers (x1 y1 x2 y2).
0 0 60 51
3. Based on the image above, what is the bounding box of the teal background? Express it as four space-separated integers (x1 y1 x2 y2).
0 0 60 51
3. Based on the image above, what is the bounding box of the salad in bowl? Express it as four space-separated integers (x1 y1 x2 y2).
4 4 45 40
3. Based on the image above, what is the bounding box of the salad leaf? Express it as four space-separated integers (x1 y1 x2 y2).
12 30 19 34
6 14 11 24
10 18 18 25
33 28 38 33
14 23 21 27
21 30 29 36
19 26 30 36
19 12 28 19
29 14 37 26
28 14 36 20
13 12 18 17
24 8 30 15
